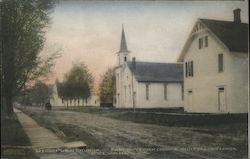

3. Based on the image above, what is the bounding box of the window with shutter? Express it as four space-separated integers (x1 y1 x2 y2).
218 54 223 72
199 38 203 49
204 36 208 47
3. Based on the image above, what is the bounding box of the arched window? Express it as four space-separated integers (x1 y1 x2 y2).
124 56 127 62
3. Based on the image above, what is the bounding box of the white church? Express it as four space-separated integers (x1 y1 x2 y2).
114 27 184 108
178 9 248 113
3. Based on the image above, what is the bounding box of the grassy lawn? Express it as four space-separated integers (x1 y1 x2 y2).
1 114 39 159
62 106 248 127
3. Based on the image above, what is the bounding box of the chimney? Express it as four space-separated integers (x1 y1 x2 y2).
132 57 136 70
233 8 241 23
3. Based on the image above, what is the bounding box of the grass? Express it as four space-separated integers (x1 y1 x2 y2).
1 114 39 159
62 106 248 127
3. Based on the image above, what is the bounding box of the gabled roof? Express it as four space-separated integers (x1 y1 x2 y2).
200 19 248 53
127 61 183 83
178 19 249 62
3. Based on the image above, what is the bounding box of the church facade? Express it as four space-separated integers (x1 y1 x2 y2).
114 27 184 108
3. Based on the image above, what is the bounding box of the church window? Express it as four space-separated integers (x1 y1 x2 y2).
164 84 168 100
129 85 131 102
117 74 119 92
146 84 149 100
124 86 127 102
124 56 127 62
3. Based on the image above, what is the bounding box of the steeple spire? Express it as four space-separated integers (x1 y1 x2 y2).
118 25 129 53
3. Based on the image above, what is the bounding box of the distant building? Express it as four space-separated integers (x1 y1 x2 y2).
50 83 100 107
178 9 248 113
114 26 184 108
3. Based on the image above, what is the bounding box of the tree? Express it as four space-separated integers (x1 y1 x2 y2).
1 0 57 116
57 63 94 107
99 68 115 106
29 81 51 106
16 81 51 106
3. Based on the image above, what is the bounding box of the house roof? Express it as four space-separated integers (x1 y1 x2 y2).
127 61 183 83
177 19 249 62
200 19 248 53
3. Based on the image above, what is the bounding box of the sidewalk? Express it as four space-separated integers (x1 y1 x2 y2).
14 108 86 159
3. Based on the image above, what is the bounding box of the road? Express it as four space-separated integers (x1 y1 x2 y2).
22 108 246 159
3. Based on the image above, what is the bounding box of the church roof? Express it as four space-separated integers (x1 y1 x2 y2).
127 62 183 83
200 19 248 53
118 26 129 53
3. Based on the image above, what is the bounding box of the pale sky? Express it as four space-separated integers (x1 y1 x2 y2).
42 0 248 92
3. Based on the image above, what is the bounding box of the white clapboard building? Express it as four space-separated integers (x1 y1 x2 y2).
178 9 248 113
114 27 184 108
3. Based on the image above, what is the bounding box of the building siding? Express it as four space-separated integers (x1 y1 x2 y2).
183 28 248 113
115 63 184 108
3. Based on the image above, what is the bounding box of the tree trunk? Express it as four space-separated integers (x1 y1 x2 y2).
1 97 7 116
6 95 14 116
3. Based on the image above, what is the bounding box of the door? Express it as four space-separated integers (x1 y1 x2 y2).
218 87 226 112
188 90 193 108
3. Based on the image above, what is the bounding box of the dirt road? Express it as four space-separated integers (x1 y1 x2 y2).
23 108 247 159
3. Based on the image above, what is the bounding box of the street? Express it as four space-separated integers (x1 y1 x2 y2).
20 107 247 159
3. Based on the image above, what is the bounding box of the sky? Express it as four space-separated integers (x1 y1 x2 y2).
42 0 248 93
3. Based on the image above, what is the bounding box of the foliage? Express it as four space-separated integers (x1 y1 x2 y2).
99 68 115 104
15 81 52 106
57 63 94 106
1 0 57 116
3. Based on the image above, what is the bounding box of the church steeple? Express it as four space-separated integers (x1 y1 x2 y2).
118 25 129 53
117 25 131 65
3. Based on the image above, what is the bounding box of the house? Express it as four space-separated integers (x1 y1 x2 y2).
178 9 248 113
50 83 100 107
114 26 184 108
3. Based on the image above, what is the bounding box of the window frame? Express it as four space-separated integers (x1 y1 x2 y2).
164 83 168 100
204 36 208 47
218 54 224 73
145 83 149 100
198 38 203 49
